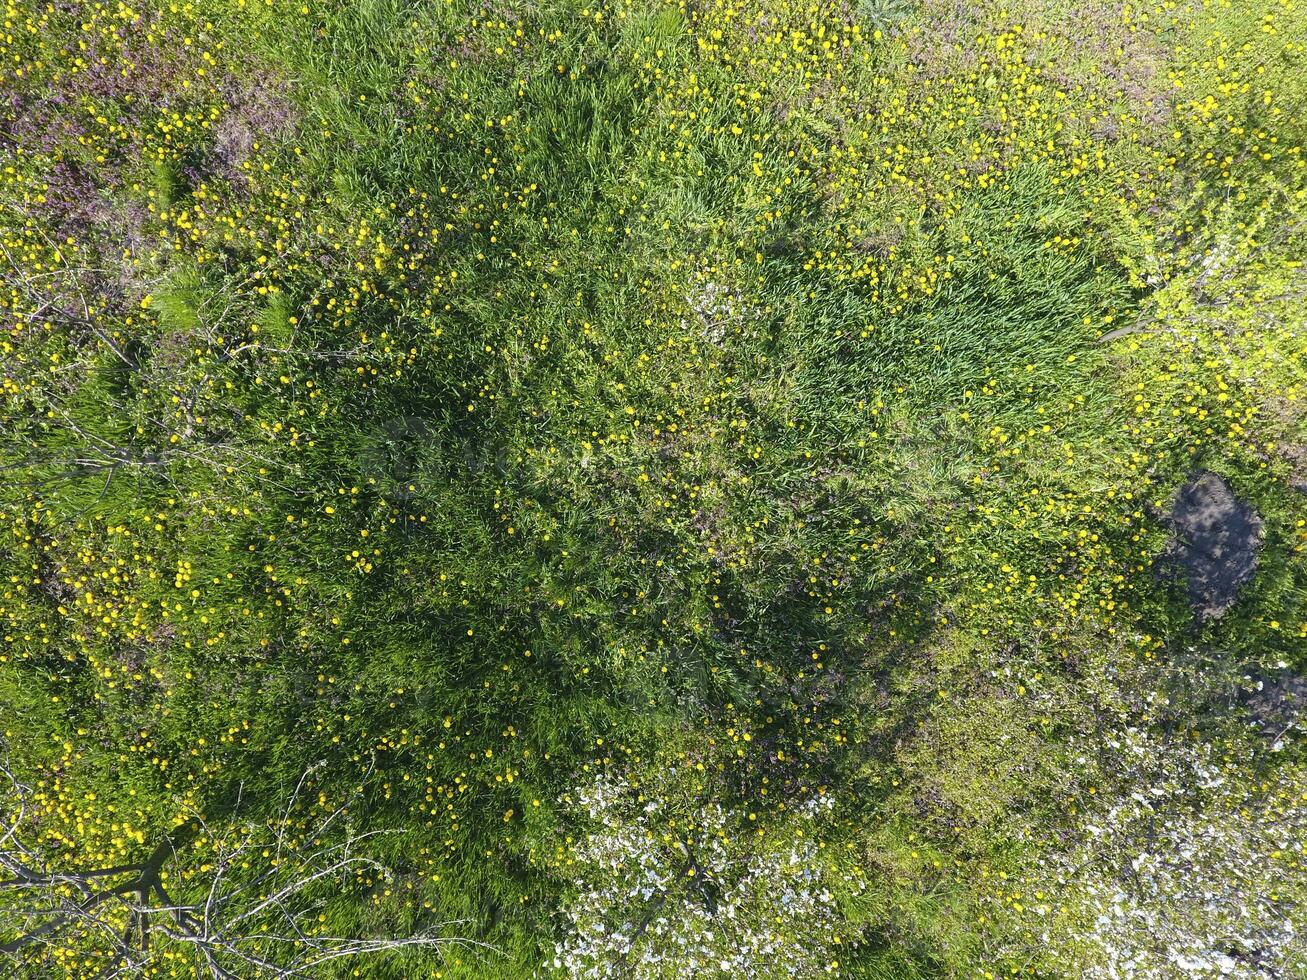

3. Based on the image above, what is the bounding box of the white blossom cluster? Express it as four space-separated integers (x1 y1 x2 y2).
685 280 759 345
551 771 847 978
1015 728 1306 978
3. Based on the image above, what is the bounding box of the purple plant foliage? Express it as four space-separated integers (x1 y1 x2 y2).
902 0 978 79
3 4 300 263
39 161 112 241
4 10 199 167
901 0 1173 129
0 3 305 342
186 75 298 188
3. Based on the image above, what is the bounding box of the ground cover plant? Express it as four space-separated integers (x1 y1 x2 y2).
0 0 1304 976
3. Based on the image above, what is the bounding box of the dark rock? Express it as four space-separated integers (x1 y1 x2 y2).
1241 670 1306 742
1161 471 1263 622
1282 444 1307 494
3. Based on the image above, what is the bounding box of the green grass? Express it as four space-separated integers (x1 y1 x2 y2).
0 0 1304 975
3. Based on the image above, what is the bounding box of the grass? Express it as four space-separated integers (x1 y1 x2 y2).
0 0 1304 976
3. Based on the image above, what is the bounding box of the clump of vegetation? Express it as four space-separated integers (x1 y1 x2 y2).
0 0 1303 976
545 760 856 978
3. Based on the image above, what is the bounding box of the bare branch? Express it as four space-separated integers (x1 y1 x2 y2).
0 762 486 975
